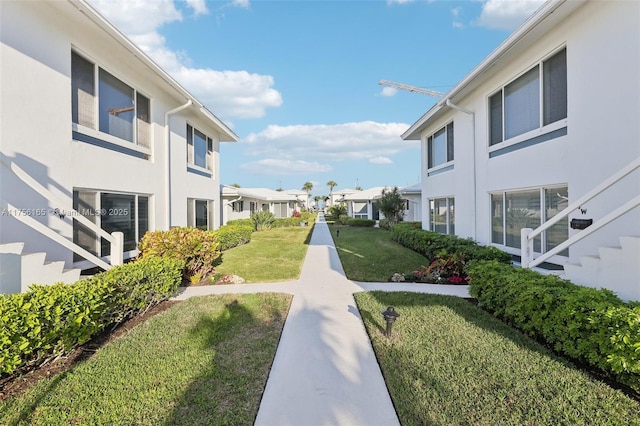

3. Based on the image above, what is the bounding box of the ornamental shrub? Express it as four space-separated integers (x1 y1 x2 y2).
139 227 220 283
252 211 275 231
0 257 183 375
468 260 640 392
216 224 253 251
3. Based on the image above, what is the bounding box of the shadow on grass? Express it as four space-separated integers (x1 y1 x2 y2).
163 296 286 426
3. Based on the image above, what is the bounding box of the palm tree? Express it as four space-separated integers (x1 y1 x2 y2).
326 180 337 207
302 181 313 195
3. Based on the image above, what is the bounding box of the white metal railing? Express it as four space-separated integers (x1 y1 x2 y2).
521 156 640 269
1 155 123 270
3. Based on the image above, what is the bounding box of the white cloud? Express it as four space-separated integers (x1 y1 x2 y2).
89 0 282 119
380 87 398 97
475 0 546 30
369 156 393 164
244 121 414 163
386 0 415 4
240 159 332 176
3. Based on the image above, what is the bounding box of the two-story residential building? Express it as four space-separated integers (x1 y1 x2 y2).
403 0 639 300
0 0 238 292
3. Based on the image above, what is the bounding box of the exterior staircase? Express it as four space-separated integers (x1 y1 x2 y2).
563 236 640 301
0 242 81 294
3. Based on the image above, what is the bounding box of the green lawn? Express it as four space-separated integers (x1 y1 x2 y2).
328 224 429 281
214 225 313 282
0 293 291 426
355 291 640 425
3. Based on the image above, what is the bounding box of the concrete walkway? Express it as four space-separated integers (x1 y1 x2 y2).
173 214 470 426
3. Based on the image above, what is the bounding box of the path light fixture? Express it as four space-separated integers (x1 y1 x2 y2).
381 306 400 337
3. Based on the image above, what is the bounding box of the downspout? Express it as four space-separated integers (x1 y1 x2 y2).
445 99 477 240
164 100 192 229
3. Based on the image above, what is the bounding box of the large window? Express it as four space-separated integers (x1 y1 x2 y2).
187 199 213 230
232 200 244 213
353 202 368 219
489 48 566 146
429 197 455 235
491 186 568 256
427 122 454 169
73 190 149 260
187 124 213 171
71 52 150 148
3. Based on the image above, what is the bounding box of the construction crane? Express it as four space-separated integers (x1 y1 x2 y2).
378 80 445 98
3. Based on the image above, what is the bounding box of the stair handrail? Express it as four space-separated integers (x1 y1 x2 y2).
1 154 123 269
521 156 640 269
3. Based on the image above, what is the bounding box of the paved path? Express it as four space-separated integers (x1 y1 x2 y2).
173 214 470 426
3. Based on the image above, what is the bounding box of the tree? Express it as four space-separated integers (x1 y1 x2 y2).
231 183 241 188
326 180 337 207
302 181 313 195
375 187 406 226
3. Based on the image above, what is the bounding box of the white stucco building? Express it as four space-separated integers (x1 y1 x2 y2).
403 0 640 300
221 186 303 225
0 0 237 292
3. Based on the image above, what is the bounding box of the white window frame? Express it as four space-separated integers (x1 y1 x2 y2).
187 198 214 230
429 197 455 235
490 185 569 257
186 124 214 174
488 47 567 152
426 122 454 171
72 189 149 263
71 50 151 155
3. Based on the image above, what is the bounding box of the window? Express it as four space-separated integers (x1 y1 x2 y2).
187 124 213 171
427 122 454 169
232 200 244 212
353 202 368 219
489 48 567 146
491 186 568 256
429 197 454 235
273 202 288 218
250 202 257 215
72 190 149 260
71 51 150 148
187 199 213 230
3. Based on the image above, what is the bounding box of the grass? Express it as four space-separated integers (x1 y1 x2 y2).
0 293 292 426
355 291 640 425
328 224 429 281
214 225 313 282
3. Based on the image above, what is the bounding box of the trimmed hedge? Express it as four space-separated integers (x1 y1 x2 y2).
391 223 511 264
216 224 253 250
347 218 376 227
468 260 640 392
0 257 183 375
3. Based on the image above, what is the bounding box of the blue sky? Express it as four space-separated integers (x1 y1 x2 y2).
90 0 545 196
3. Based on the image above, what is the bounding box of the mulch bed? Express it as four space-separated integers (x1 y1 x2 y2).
0 300 180 402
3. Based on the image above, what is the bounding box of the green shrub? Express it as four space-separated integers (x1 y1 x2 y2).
226 218 253 227
216 224 253 250
328 204 347 218
273 217 303 227
391 224 511 264
347 218 376 227
0 257 183 375
139 227 220 283
379 219 391 230
338 214 350 225
468 260 640 391
252 211 275 231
